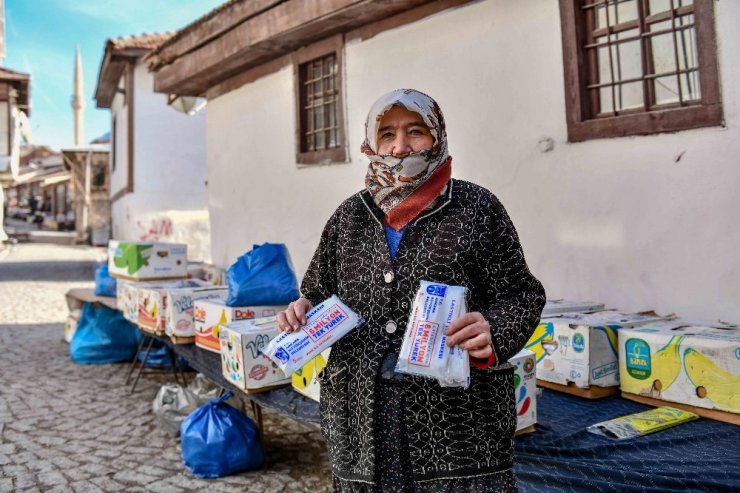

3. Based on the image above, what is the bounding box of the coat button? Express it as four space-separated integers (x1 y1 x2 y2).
384 271 394 283
385 321 397 334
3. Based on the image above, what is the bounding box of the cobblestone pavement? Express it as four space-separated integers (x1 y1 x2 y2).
0 243 333 493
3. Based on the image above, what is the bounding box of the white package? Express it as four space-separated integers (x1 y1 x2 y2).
396 281 470 388
264 295 364 375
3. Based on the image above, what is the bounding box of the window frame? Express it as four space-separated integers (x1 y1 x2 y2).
560 0 722 142
292 35 347 165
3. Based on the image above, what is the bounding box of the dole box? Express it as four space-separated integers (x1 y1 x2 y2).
219 317 290 392
165 286 228 338
193 298 287 353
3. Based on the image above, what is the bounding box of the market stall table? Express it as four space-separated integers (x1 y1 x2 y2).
514 390 740 493
128 329 739 492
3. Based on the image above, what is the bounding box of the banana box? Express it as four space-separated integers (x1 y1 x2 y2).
292 349 331 401
165 286 228 337
619 321 740 414
526 311 665 389
116 280 140 322
108 240 188 281
509 349 537 431
194 298 287 353
137 280 209 332
188 264 226 286
219 317 290 392
541 300 606 317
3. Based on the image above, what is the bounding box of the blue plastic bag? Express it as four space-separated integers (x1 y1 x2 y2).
137 341 190 370
226 243 299 306
70 303 142 364
94 264 117 297
181 392 264 478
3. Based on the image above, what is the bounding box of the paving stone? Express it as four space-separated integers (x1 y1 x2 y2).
69 481 105 493
0 478 13 493
145 480 185 493
88 476 127 491
37 470 68 486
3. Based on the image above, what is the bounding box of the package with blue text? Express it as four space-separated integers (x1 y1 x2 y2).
396 281 470 388
264 295 364 374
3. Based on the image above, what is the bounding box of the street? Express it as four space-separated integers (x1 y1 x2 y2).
0 243 333 493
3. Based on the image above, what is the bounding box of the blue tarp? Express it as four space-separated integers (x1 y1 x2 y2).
514 390 740 492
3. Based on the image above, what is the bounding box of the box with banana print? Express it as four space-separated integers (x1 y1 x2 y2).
619 321 740 414
291 349 331 402
526 310 665 389
219 317 290 392
193 298 287 353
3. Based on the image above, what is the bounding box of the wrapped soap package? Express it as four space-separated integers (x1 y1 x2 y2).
264 295 364 374
587 406 698 439
396 281 470 388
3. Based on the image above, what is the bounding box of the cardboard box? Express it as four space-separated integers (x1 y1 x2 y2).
165 286 229 337
117 281 142 323
64 309 82 344
619 321 740 414
219 317 291 392
136 280 208 332
108 240 187 281
541 299 606 317
188 263 227 286
193 298 287 353
291 349 331 402
509 349 537 431
526 311 665 389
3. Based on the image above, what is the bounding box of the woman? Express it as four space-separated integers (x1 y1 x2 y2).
278 89 545 492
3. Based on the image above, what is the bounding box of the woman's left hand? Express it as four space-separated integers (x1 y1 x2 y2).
444 312 493 359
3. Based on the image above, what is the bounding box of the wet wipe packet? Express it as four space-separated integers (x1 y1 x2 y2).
264 295 364 374
587 406 699 440
396 281 470 388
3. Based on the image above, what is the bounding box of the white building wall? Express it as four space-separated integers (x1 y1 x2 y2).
110 63 211 261
206 0 740 321
109 91 128 200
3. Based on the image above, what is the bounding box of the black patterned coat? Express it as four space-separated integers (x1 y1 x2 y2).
300 179 546 484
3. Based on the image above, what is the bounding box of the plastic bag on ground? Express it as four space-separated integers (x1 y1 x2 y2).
226 243 300 307
187 373 221 402
70 303 142 364
181 391 264 478
152 384 202 436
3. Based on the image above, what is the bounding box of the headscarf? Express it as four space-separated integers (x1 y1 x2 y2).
362 89 452 231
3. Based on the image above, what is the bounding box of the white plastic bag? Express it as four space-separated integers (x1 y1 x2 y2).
264 295 364 374
396 281 470 388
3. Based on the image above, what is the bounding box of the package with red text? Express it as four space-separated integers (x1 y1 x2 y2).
396 281 470 388
264 295 364 374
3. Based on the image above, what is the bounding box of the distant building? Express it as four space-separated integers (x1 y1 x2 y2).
94 33 211 260
61 145 110 241
148 0 739 321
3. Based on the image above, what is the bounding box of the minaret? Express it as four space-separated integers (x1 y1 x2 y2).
71 46 84 146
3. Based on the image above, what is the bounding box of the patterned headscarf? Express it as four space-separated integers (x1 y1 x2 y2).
362 89 452 230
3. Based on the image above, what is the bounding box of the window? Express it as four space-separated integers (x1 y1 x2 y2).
294 35 346 164
560 0 722 141
111 116 117 172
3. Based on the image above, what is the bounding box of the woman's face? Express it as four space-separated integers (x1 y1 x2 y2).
376 106 434 156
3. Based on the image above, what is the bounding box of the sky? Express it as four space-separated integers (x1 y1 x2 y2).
4 0 225 151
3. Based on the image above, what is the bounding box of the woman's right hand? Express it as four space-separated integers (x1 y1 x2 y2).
277 298 313 332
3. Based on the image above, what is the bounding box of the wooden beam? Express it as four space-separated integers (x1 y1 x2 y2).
152 0 434 96
149 0 285 68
